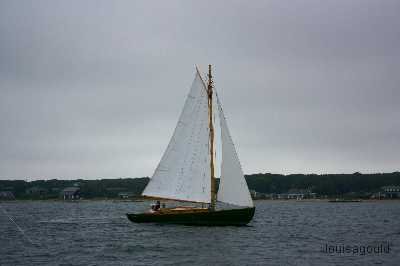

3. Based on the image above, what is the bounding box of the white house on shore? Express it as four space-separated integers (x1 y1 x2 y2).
61 187 81 200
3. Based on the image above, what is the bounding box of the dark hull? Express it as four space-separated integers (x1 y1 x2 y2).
127 207 255 226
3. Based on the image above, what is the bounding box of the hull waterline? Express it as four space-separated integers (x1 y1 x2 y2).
127 207 255 226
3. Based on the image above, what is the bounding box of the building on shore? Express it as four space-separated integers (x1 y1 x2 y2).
371 186 400 199
249 190 274 199
61 187 81 200
382 186 400 198
277 189 317 200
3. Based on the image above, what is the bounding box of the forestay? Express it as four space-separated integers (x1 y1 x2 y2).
142 71 211 203
216 92 254 207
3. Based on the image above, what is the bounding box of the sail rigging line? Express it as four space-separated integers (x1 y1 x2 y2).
0 204 35 245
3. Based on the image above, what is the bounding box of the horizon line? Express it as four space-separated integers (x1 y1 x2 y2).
1 171 400 181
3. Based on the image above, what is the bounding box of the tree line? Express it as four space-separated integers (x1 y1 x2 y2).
245 172 400 196
0 172 399 199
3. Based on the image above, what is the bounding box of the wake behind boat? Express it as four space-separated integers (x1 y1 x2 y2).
127 65 255 226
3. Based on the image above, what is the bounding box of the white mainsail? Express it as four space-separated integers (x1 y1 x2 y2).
216 92 254 207
142 71 211 203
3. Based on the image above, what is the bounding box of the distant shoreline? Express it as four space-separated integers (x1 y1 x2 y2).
2 173 399 201
2 198 400 203
253 198 400 202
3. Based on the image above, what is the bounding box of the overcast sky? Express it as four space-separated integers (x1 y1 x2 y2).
0 0 399 180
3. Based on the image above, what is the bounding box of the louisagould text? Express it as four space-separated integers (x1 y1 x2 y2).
321 243 391 256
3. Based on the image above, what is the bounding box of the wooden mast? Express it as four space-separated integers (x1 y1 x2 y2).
208 64 217 210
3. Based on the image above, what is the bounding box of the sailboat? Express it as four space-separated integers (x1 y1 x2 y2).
127 65 255 226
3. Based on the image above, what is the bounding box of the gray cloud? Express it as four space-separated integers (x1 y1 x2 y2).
0 0 399 179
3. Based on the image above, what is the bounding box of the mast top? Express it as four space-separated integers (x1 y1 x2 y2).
207 65 213 95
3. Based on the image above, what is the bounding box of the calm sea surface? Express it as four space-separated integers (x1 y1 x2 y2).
0 200 399 266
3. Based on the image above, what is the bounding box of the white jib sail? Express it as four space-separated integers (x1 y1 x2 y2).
142 71 211 203
216 92 254 207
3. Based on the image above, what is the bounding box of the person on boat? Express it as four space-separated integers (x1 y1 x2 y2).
154 200 161 211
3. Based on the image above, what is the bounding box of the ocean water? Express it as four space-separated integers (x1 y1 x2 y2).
0 200 399 266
